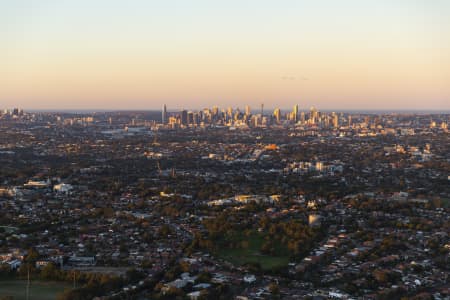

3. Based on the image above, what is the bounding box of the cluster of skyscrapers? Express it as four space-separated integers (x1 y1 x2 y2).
1 108 24 117
161 104 342 128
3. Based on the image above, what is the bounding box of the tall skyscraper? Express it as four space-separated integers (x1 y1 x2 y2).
293 104 299 123
310 106 318 124
332 112 339 128
234 109 241 121
227 107 233 119
245 105 251 116
187 111 194 125
181 110 188 125
162 104 167 124
273 108 281 123
212 106 219 117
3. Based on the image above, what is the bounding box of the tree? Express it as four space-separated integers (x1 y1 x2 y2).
268 282 280 294
195 272 212 284
373 269 389 285
40 262 57 280
161 286 184 299
126 268 145 283
25 248 40 264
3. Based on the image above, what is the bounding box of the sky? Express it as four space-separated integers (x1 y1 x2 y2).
1 0 450 110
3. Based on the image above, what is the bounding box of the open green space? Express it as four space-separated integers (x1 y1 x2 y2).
0 226 18 233
0 280 71 300
441 198 450 208
215 232 290 271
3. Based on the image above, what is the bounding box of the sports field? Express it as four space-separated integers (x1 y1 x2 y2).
216 232 290 271
0 280 71 300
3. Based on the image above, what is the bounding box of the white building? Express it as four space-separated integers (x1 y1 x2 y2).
54 183 73 193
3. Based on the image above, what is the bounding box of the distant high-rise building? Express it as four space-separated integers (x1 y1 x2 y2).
293 104 299 122
273 108 281 123
187 111 194 125
332 112 338 128
260 103 264 116
232 108 240 121
181 110 188 125
310 106 318 124
226 107 233 120
251 115 259 127
202 108 211 123
162 104 167 124
245 105 251 116
194 112 200 125
212 106 219 116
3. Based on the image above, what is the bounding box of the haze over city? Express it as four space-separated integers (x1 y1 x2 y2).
2 0 450 110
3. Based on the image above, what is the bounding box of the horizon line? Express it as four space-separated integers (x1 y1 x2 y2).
18 108 450 114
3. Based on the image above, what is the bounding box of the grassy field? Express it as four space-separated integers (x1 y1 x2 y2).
441 198 450 208
0 226 18 233
216 232 290 271
0 280 71 300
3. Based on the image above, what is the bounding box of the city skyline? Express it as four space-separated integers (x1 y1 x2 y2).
2 0 450 110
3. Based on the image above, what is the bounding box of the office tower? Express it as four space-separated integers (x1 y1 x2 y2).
293 104 299 122
245 105 251 116
261 103 264 116
194 112 200 125
332 112 339 128
203 108 211 123
181 110 188 125
227 107 233 120
187 111 194 125
162 104 167 124
300 111 305 124
251 115 259 127
348 115 352 127
324 116 330 127
212 106 219 116
310 106 318 124
234 109 241 121
273 108 281 123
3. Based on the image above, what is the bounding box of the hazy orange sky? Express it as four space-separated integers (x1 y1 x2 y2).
1 0 450 110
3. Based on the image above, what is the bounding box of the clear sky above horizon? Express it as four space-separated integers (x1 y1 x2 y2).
1 0 450 110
